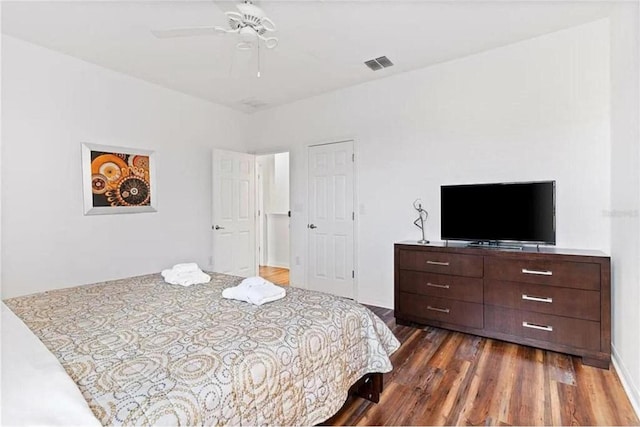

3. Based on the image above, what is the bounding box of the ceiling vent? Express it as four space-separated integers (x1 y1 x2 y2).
239 98 268 110
364 56 394 71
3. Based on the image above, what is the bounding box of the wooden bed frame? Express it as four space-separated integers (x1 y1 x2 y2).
350 372 384 403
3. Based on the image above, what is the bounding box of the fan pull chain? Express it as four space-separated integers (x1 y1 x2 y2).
257 40 261 78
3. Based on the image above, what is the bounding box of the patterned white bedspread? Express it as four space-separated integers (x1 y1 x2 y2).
4 273 400 425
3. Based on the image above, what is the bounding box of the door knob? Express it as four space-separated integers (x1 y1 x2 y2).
213 225 225 230
308 224 317 229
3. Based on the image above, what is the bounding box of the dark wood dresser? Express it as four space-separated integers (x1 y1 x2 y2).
394 242 611 368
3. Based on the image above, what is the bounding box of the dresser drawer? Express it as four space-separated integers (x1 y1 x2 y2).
398 292 483 329
484 279 600 321
399 271 483 303
484 306 601 351
398 250 483 277
485 257 600 290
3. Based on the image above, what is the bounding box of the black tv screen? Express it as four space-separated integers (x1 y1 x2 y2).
441 181 556 244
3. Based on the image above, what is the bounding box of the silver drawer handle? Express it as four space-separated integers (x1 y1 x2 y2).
522 294 553 303
427 305 450 314
522 321 553 332
426 282 450 289
522 268 553 276
427 260 450 266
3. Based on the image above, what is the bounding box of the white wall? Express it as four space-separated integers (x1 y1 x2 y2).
256 153 290 268
609 3 640 416
268 152 290 268
266 213 290 268
1 36 248 298
257 153 290 214
247 19 611 309
272 152 290 214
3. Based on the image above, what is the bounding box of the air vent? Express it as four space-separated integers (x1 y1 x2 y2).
364 59 382 71
375 56 394 68
364 56 394 71
239 98 268 110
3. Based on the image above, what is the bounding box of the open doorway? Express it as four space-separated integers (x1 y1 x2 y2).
256 152 290 285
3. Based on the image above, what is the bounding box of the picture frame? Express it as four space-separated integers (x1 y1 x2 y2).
81 143 157 215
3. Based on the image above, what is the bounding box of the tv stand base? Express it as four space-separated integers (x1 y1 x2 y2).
466 241 524 250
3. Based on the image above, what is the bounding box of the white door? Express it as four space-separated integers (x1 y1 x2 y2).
307 141 355 299
212 149 256 277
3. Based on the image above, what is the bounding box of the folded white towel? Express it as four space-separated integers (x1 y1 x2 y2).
161 263 210 287
162 270 211 287
244 280 286 305
170 263 200 273
222 276 286 305
239 276 268 288
221 286 244 301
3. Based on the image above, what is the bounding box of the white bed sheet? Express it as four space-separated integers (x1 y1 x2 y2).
1 302 101 426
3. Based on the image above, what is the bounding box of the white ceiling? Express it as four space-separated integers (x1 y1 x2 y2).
2 1 612 113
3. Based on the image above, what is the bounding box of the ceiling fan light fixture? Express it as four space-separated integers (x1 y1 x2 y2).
152 0 278 70
261 36 278 49
239 26 258 43
236 41 254 50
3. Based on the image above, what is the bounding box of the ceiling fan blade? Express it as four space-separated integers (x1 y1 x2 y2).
260 17 276 32
151 26 221 39
225 11 244 21
258 34 278 49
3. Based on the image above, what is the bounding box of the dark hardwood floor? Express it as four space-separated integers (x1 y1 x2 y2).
255 269 637 425
259 265 289 286
326 306 639 426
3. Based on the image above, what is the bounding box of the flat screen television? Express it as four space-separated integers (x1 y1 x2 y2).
440 181 556 245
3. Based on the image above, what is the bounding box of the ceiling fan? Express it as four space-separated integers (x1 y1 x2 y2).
151 1 278 51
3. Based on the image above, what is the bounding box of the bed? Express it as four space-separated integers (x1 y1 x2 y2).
2 272 400 425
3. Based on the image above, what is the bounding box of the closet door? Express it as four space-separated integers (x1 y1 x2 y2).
307 140 355 299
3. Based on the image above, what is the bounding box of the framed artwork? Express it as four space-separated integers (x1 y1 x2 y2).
81 143 157 215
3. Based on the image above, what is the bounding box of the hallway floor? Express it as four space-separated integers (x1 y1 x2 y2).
259 266 289 286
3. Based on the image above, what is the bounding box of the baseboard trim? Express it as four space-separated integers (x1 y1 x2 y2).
612 344 640 419
357 298 392 310
265 262 290 269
